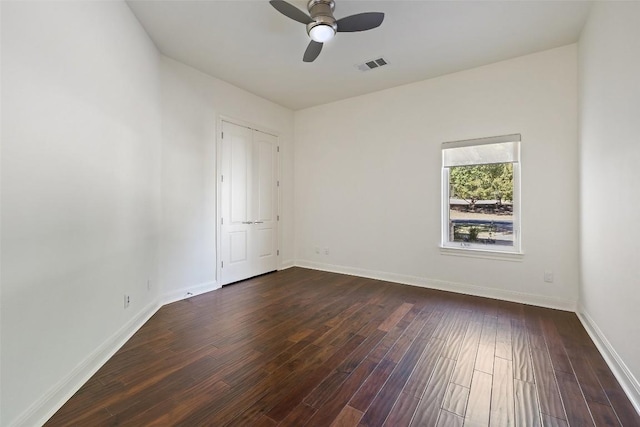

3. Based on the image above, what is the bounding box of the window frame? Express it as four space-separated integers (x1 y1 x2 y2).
440 134 522 256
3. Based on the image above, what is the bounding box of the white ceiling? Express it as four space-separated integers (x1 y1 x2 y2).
127 0 592 110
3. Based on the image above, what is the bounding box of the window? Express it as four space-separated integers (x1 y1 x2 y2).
441 134 521 254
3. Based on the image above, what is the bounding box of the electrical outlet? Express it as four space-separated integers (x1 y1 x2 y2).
544 271 554 283
324 247 329 255
124 294 131 309
147 279 151 291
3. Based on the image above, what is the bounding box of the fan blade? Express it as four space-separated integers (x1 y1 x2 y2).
269 0 313 25
336 12 384 32
303 41 323 62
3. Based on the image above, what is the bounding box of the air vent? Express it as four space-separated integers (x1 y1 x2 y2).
356 57 389 72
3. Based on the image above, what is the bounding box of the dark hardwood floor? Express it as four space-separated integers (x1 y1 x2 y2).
46 268 639 426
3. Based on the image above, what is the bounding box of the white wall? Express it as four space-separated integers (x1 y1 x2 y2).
10 0 640 423
1 1 162 425
578 1 640 408
0 2 295 423
159 57 295 301
0 3 296 424
294 45 579 310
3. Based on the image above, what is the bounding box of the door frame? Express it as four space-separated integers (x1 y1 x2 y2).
216 115 281 285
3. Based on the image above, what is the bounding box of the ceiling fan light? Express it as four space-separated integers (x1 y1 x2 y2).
309 24 335 43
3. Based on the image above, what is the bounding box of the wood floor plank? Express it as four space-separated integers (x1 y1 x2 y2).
304 329 387 409
382 317 448 426
378 302 414 332
331 405 363 427
247 414 277 427
553 313 613 408
540 317 574 375
366 307 418 364
288 328 314 342
568 355 611 406
359 308 443 426
514 378 541 427
511 319 534 383
442 383 470 417
523 306 549 350
258 335 364 421
306 358 378 426
349 359 397 412
475 315 498 374
402 337 446 397
436 409 465 427
350 309 434 414
585 349 640 426
586 400 621 426
465 370 493 427
495 315 513 361
555 371 596 427
384 308 431 363
278 403 316 427
51 407 113 426
325 301 367 328
441 309 472 360
105 351 223 416
264 334 366 422
541 414 569 427
490 357 515 427
46 380 126 424
409 357 457 427
450 320 482 387
530 347 567 421
262 325 332 372
382 392 420 427
43 268 638 427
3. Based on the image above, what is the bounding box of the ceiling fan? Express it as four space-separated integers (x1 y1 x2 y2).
269 0 385 62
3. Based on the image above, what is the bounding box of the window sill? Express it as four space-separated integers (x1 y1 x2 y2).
439 246 524 262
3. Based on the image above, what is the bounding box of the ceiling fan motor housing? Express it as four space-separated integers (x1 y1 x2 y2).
306 0 337 36
269 0 384 61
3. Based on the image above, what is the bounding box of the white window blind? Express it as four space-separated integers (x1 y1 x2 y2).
442 134 520 168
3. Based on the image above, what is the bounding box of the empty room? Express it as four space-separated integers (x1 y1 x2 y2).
1 0 639 426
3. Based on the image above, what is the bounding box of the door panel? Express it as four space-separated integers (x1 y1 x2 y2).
256 227 274 258
229 231 248 263
230 132 250 224
221 122 254 284
256 138 274 221
251 129 278 275
220 121 278 285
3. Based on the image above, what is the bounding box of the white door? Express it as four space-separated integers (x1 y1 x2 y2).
220 121 278 285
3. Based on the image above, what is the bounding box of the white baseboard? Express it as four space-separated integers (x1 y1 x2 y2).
9 265 583 427
279 260 295 270
577 306 640 415
163 280 220 305
14 279 221 426
294 262 640 412
13 300 162 427
294 260 576 312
